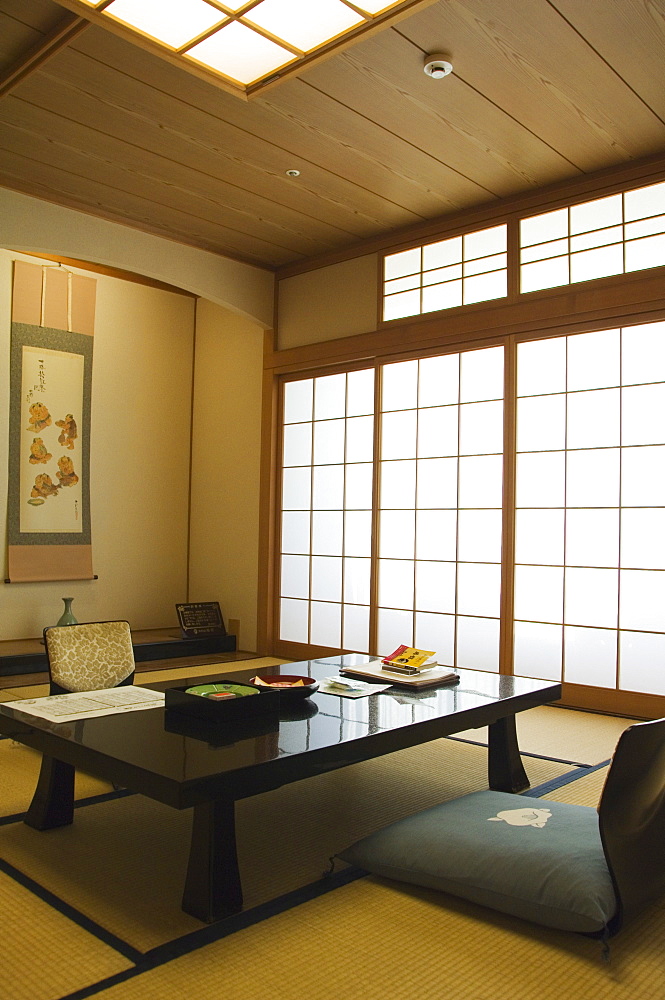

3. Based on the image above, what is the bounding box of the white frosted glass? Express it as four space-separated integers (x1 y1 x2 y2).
422 282 462 313
621 446 665 506
418 354 459 406
520 256 569 293
282 422 312 466
345 415 374 463
521 237 568 264
422 265 462 285
415 560 456 613
311 555 342 602
383 289 420 321
570 243 623 283
464 225 506 259
458 455 503 508
417 457 458 509
416 510 457 561
280 598 309 643
619 631 665 696
622 321 665 384
456 616 500 672
458 509 502 562
187 21 294 84
346 368 375 417
312 464 344 510
378 559 414 610
624 180 665 221
465 252 506 277
625 216 665 239
516 395 566 452
343 557 371 604
564 567 618 628
570 194 622 234
379 509 415 558
382 360 418 411
464 269 507 305
313 418 345 464
622 384 665 445
108 0 225 47
567 388 620 449
377 608 414 656
515 509 564 565
247 0 363 51
621 509 665 569
457 563 501 617
310 601 341 648
517 338 566 396
570 226 622 253
520 208 568 247
514 565 563 623
415 612 455 665
625 233 665 272
513 621 562 680
283 379 313 423
345 463 373 509
423 236 462 269
380 459 416 509
280 554 309 599
515 451 565 507
566 449 619 507
566 509 619 567
344 511 372 556
343 604 370 653
385 274 420 294
567 329 620 390
281 510 310 554
384 248 420 280
314 372 346 419
619 569 665 631
460 346 504 402
281 466 311 510
459 401 504 455
417 406 458 458
312 510 343 555
564 626 617 687
380 410 417 459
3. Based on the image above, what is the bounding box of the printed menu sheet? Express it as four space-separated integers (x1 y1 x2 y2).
0 686 165 723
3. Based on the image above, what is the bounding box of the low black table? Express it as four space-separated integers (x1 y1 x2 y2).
0 655 561 922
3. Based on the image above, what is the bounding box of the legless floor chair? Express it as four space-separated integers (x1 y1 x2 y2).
340 718 665 939
25 621 135 830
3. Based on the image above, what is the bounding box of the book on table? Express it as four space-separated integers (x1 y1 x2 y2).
341 654 459 689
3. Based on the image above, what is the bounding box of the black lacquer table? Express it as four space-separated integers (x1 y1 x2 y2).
0 654 561 922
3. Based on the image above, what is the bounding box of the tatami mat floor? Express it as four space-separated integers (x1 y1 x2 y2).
0 657 659 1000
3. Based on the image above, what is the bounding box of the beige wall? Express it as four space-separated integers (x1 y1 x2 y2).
1 250 195 640
188 299 265 651
277 254 379 348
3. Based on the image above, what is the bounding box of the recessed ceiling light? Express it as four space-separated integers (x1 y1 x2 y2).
285 169 301 177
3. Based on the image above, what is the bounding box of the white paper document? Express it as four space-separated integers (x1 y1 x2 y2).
319 676 393 698
0 686 165 723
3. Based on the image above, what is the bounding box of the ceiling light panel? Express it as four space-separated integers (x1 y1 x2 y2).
245 0 364 53
353 2 405 12
104 0 225 49
186 20 297 85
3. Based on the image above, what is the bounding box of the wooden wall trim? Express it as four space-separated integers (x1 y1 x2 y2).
14 252 197 297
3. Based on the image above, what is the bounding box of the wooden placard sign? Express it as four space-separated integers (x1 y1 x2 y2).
176 602 226 639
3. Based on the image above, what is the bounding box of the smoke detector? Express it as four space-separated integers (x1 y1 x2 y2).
423 53 453 79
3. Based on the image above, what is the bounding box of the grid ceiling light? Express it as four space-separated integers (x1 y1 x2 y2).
63 0 430 98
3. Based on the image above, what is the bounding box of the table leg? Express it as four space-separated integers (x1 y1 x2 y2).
182 798 243 923
488 716 529 793
24 755 75 830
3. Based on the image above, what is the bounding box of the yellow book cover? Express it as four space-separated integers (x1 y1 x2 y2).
383 646 436 669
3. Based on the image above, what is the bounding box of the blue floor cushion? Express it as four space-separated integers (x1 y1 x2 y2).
339 790 618 933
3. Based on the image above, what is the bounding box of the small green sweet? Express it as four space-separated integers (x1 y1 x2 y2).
185 683 259 698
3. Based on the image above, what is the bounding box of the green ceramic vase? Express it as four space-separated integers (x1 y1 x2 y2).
56 597 78 626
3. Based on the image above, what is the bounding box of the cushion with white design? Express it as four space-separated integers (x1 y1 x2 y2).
338 789 617 933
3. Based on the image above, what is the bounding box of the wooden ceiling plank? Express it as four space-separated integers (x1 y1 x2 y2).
0 11 89 99
70 25 486 219
0 151 296 268
0 104 344 259
297 28 580 196
548 0 665 122
24 53 417 240
398 0 665 169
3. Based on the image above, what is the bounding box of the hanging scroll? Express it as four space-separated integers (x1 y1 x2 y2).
7 261 95 582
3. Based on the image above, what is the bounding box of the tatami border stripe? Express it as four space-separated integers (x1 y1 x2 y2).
0 855 143 963
0 787 135 827
525 758 611 798
444 734 591 768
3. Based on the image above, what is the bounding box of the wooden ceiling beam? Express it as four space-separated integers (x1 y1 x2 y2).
0 12 89 99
